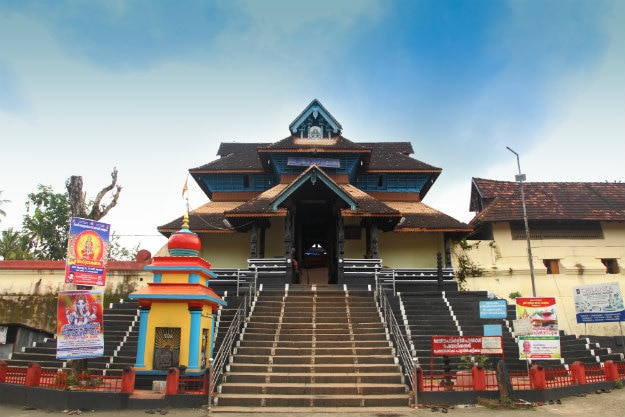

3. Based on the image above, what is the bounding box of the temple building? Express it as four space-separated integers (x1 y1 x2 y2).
158 99 471 285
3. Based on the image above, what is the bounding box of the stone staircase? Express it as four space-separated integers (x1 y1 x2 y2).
214 286 409 408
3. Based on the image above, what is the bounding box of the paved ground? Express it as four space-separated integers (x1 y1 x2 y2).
1 387 624 417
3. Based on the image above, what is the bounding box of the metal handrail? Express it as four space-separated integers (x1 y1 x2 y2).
377 286 417 392
207 282 255 408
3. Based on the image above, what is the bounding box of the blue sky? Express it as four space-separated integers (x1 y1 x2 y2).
1 0 623 256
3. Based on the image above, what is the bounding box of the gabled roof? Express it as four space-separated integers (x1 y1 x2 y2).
289 99 342 134
271 165 356 210
225 165 400 217
470 178 625 224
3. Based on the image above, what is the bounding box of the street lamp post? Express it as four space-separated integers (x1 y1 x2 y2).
506 147 537 297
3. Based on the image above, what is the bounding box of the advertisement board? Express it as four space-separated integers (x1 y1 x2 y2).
573 282 625 323
516 297 560 359
56 290 104 360
64 217 110 286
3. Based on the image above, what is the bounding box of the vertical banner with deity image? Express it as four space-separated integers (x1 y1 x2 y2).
516 297 561 359
65 217 110 286
56 290 104 360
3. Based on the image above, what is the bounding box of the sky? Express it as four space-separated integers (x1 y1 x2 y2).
1 0 624 257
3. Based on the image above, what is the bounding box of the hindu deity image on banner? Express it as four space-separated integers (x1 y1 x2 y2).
56 290 104 360
64 217 110 286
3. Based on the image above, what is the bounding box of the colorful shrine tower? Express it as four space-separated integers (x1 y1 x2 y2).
129 214 226 375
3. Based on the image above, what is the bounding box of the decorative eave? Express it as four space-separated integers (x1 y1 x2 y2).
129 283 226 306
288 99 342 135
272 165 357 211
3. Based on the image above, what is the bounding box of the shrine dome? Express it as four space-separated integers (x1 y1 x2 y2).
167 213 201 256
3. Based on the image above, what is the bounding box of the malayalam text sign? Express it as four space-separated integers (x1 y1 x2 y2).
432 335 502 356
516 297 560 359
479 299 508 318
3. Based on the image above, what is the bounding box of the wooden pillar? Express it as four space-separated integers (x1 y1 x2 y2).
249 224 258 258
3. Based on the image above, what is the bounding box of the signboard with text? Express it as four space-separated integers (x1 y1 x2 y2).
64 217 110 286
56 290 104 360
573 282 625 323
479 299 508 319
432 335 502 356
516 297 561 359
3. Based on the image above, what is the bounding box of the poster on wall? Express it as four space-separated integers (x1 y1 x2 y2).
56 290 104 360
573 282 625 323
516 297 561 359
65 217 110 286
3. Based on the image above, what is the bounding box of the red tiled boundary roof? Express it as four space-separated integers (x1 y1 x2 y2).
0 260 150 271
470 178 625 224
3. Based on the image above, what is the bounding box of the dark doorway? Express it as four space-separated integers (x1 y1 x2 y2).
296 199 337 284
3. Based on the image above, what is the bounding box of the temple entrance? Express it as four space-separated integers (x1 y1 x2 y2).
296 202 337 285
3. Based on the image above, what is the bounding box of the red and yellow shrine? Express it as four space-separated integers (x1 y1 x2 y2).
129 214 226 375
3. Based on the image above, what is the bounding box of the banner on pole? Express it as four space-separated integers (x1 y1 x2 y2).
56 290 104 360
65 217 110 286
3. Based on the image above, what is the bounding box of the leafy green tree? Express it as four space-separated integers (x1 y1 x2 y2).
22 185 71 260
0 228 33 260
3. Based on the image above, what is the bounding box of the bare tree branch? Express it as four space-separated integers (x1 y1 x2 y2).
66 168 122 221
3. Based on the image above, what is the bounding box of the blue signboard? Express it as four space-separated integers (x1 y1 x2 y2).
479 299 508 319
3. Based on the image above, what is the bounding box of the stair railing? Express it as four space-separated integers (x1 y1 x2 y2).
377 287 417 393
207 282 255 409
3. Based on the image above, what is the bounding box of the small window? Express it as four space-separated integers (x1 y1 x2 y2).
601 259 620 274
377 175 385 188
243 174 250 188
543 259 560 275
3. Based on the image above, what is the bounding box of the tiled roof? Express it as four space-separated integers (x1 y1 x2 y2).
365 143 441 171
224 184 290 216
157 202 246 235
192 145 266 171
259 135 369 152
470 178 625 224
386 201 472 232
217 142 269 157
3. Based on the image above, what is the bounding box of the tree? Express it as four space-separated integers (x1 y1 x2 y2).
67 167 122 221
22 185 71 260
0 228 33 260
19 168 123 261
65 168 122 377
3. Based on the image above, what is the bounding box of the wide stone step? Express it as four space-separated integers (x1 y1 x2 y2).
215 393 409 407
227 362 401 374
231 354 397 365
223 371 404 384
219 382 407 395
235 346 394 356
238 339 391 349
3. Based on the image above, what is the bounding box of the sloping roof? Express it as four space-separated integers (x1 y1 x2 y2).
225 167 400 217
192 145 266 171
217 142 269 157
157 202 246 235
259 135 369 152
385 201 472 232
129 283 226 306
470 178 625 224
